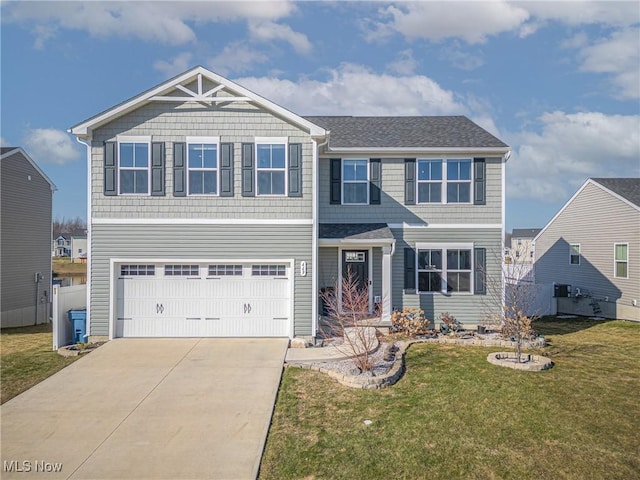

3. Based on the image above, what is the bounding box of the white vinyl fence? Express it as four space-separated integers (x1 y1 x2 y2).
52 284 87 350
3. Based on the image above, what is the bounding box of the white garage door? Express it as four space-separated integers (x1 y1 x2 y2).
116 263 291 337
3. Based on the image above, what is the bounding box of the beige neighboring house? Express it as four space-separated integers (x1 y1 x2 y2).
534 178 639 321
1 147 57 327
506 228 541 264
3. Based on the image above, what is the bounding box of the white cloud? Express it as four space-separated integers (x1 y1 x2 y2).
507 111 640 201
386 49 417 75
521 1 639 28
208 43 269 76
23 128 81 165
440 42 484 71
248 20 312 54
153 52 194 78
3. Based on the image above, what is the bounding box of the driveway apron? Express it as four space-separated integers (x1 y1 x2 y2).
1 338 288 479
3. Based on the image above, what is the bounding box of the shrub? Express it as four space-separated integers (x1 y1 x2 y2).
391 308 431 336
439 312 462 334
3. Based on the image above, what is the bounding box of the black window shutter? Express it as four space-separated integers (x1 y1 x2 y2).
288 143 302 197
474 158 486 205
104 141 117 196
370 158 381 205
330 158 341 204
173 142 186 197
404 247 416 291
151 142 165 196
405 159 416 205
474 247 486 294
241 143 255 197
220 142 234 197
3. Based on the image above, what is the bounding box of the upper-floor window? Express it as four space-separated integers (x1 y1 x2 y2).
256 142 286 195
569 244 580 265
614 243 628 278
119 141 150 194
416 159 472 204
187 138 218 195
342 159 369 205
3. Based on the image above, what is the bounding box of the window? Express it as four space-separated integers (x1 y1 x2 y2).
119 142 149 194
417 160 442 203
252 265 286 276
188 141 218 195
447 160 472 203
164 265 199 276
342 159 369 204
208 265 242 276
615 244 628 278
257 143 286 195
570 244 580 265
121 265 155 276
417 245 472 293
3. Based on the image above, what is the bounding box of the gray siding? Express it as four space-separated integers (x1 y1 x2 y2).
535 182 640 319
91 224 313 337
318 157 502 224
318 247 338 289
1 152 53 327
392 227 503 324
91 101 313 220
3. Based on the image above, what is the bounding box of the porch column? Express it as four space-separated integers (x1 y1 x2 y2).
381 245 393 322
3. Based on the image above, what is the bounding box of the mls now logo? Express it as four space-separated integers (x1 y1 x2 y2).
3 460 63 473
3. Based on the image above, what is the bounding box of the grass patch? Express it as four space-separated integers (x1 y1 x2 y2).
1 323 79 404
52 257 87 276
260 318 640 479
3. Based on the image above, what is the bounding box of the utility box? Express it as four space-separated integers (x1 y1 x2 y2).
68 309 87 344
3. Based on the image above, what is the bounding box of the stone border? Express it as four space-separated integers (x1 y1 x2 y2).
487 352 553 371
286 334 547 389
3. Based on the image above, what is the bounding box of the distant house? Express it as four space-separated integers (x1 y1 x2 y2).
1 147 57 328
534 178 639 321
53 233 87 261
506 228 541 264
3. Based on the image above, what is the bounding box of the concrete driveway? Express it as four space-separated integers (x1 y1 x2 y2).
1 338 288 480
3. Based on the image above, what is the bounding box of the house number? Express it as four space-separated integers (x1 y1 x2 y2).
300 261 307 277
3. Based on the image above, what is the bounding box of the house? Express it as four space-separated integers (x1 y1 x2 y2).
534 178 639 321
53 233 87 261
69 66 511 341
506 228 540 264
1 147 56 328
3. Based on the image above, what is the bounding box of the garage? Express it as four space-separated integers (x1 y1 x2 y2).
115 262 292 337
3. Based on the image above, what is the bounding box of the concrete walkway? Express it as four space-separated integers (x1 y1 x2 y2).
285 327 379 363
1 338 288 480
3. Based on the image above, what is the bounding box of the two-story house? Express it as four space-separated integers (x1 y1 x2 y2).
69 66 510 341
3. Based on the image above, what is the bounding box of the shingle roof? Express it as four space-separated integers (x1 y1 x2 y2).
319 223 394 240
511 228 542 238
0 147 18 155
303 116 508 149
592 178 640 208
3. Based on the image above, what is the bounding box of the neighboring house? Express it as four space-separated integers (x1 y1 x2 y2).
53 233 87 261
506 228 540 264
69 66 510 341
534 178 640 321
53 234 70 257
1 147 56 328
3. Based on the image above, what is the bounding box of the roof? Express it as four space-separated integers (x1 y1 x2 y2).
0 147 57 191
511 228 542 239
303 115 509 151
592 178 640 208
319 223 394 240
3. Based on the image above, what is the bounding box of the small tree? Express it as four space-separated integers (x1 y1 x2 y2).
319 269 379 373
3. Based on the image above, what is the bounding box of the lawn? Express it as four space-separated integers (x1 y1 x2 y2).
1 323 79 404
260 318 640 479
52 257 87 276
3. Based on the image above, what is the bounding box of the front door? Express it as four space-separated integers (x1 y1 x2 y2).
341 250 370 313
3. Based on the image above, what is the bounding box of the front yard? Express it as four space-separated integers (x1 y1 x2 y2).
260 318 640 479
1 323 79 404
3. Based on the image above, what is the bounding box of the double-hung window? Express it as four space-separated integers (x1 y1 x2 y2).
119 139 150 194
417 160 442 203
416 158 472 204
447 159 472 203
614 243 628 278
570 244 580 265
417 249 443 292
187 137 218 195
342 159 369 205
256 140 286 195
417 244 473 293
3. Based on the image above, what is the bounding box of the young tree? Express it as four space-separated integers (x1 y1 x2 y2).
319 269 379 373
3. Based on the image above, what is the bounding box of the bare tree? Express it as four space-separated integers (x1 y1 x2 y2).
53 216 87 238
319 269 379 373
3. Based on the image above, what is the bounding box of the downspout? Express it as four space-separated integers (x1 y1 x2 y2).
501 150 512 319
75 135 92 341
311 135 329 340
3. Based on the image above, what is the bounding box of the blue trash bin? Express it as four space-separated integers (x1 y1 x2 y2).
68 309 87 344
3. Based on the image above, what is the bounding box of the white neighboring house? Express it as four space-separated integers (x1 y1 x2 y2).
53 233 87 262
534 178 639 321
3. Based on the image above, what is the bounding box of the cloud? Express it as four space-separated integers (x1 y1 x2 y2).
0 136 10 147
507 111 640 202
386 49 417 75
23 128 81 165
439 42 484 71
153 52 194 78
207 43 269 76
248 20 312 54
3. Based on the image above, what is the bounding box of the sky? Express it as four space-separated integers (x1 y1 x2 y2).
1 0 639 232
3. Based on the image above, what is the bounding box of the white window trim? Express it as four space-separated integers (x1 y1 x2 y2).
569 243 581 266
415 242 474 295
186 136 220 196
255 137 288 197
342 158 370 205
116 136 151 196
416 158 473 205
614 242 629 279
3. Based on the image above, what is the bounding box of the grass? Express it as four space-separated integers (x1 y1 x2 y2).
1 323 79 404
52 257 87 276
260 317 640 479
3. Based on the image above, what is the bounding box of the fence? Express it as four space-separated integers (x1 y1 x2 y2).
505 282 556 318
52 284 87 350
